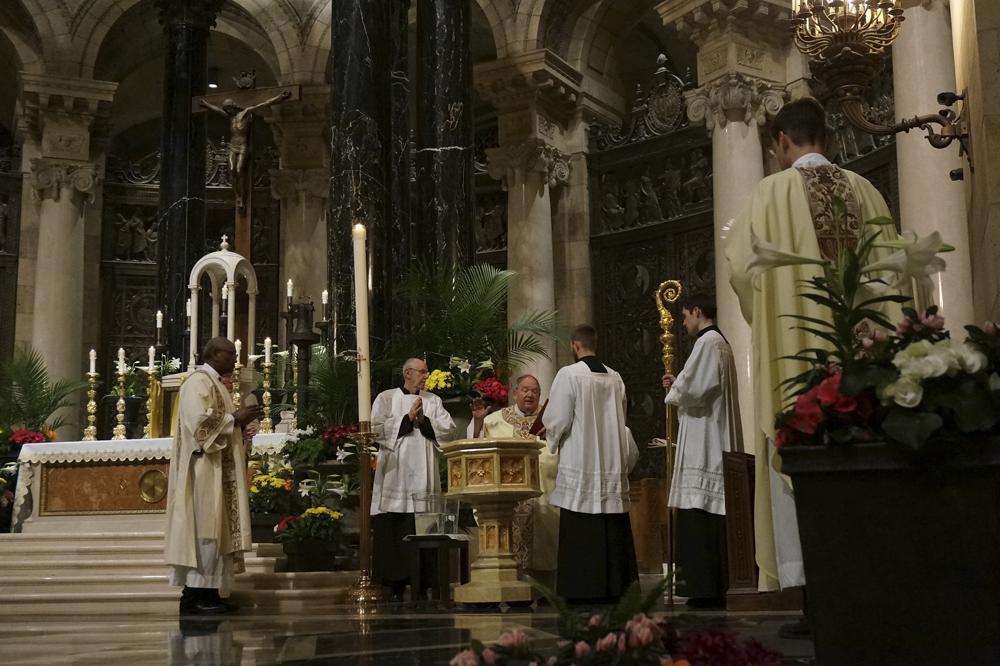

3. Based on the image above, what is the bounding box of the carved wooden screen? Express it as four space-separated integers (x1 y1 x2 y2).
588 60 713 478
0 146 22 364
99 142 279 437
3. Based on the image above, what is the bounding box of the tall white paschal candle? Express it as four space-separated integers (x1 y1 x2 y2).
264 337 272 365
147 346 155 372
89 349 96 375
352 223 372 422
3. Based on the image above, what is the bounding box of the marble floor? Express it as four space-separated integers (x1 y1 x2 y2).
0 602 815 665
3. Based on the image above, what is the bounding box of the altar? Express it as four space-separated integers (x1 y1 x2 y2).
11 433 291 533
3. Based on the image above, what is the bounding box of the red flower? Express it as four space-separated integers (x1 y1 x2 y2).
816 374 858 416
275 515 300 533
9 430 48 445
323 423 358 449
788 389 823 435
473 376 509 403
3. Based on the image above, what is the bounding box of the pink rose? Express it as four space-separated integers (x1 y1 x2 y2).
921 313 945 330
874 329 888 343
481 648 496 665
588 614 603 628
496 629 528 649
449 649 480 666
985 322 998 336
595 632 619 652
575 641 591 657
625 614 662 649
861 336 875 349
617 633 627 652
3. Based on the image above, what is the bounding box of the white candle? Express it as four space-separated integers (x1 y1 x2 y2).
321 289 329 306
286 279 294 299
264 337 272 364
156 310 163 329
186 299 192 318
117 347 126 374
221 284 228 302
148 345 156 372
352 223 372 422
234 339 242 364
89 349 96 375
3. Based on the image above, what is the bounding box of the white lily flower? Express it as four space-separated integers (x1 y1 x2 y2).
744 230 825 285
298 479 316 497
864 230 948 293
449 357 472 373
477 360 494 370
274 350 290 358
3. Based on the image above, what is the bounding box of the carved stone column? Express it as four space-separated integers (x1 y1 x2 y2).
894 0 974 329
477 50 582 393
18 74 116 437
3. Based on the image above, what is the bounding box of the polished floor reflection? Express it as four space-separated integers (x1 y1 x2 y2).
1 603 815 665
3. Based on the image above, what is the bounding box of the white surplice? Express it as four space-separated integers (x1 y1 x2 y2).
370 388 455 515
543 359 639 514
665 327 743 516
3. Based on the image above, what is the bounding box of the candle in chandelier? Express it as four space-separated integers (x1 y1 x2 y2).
234 339 242 364
156 310 163 330
286 279 294 300
352 223 372 422
89 349 96 375
264 337 272 364
148 345 156 372
117 347 126 374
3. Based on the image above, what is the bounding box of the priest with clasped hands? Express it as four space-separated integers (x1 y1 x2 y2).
164 336 262 615
370 357 456 599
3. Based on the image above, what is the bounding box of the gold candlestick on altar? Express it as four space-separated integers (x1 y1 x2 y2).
655 278 682 607
260 361 274 434
82 372 98 441
347 420 385 612
144 369 158 439
112 367 127 441
232 361 242 409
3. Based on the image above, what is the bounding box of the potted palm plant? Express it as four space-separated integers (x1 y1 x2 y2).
751 213 1000 664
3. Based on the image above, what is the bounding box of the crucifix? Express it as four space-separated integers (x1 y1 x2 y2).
193 71 299 258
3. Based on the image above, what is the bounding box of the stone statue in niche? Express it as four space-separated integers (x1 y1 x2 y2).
623 180 641 228
660 161 683 218
128 209 148 260
114 212 133 260
640 175 663 221
145 219 159 262
682 149 710 205
199 89 292 212
601 189 625 231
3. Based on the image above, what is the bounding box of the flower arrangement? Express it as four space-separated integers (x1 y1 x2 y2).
9 429 51 446
274 506 344 544
450 579 780 666
751 205 1000 453
425 369 455 393
473 376 509 404
323 423 358 453
248 473 293 515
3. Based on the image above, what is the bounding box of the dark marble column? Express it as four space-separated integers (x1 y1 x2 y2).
154 0 223 361
415 0 474 266
385 0 411 340
328 0 392 351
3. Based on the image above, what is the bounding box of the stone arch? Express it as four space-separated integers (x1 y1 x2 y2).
0 0 43 75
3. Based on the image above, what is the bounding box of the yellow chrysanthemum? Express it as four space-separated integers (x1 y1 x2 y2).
250 486 260 494
425 369 454 391
303 507 343 520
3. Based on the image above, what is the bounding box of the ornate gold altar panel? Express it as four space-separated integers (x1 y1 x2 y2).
40 460 169 515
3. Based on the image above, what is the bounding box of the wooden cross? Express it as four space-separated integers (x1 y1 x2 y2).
193 72 300 259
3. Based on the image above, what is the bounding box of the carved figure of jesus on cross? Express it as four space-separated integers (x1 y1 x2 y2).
193 70 299 257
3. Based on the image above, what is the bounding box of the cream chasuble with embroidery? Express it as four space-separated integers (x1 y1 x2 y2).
726 153 897 592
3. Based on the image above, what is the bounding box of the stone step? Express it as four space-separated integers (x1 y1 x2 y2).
0 531 164 545
233 586 351 611
2 572 173 594
235 570 357 591
1 555 279 576
0 542 165 560
0 590 180 615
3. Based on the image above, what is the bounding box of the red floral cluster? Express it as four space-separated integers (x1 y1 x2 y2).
275 515 300 534
322 423 358 450
9 430 48 446
775 370 874 448
473 376 509 403
677 629 782 666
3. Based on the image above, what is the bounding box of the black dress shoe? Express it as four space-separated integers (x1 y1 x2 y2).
181 598 235 615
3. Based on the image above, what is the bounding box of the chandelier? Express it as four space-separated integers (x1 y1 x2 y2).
790 0 971 174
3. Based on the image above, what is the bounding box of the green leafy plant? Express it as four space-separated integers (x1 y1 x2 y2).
274 506 343 544
391 263 562 381
0 345 87 438
283 433 327 469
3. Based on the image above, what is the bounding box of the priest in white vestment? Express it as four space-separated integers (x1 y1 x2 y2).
544 325 639 604
370 357 456 599
468 374 558 585
726 98 899 634
165 337 261 615
663 293 743 607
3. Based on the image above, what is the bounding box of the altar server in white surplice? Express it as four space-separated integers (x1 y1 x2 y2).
370 357 456 599
663 293 743 608
165 337 261 615
544 324 640 605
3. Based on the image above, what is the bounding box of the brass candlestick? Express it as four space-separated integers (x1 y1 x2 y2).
232 360 242 409
347 421 386 613
260 361 274 434
82 372 98 441
655 278 682 606
112 366 127 440
144 369 157 439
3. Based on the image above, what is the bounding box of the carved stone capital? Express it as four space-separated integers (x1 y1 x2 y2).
475 49 583 142
486 139 570 190
684 73 786 136
657 0 792 47
18 74 117 161
269 168 328 202
30 159 101 206
154 0 225 29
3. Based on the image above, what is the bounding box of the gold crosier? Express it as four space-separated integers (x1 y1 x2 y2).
655 279 681 607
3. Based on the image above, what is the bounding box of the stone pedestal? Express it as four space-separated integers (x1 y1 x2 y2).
894 0 974 327
442 437 542 603
685 74 785 455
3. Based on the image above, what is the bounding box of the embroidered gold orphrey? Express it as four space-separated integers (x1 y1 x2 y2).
796 164 863 262
500 406 535 439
